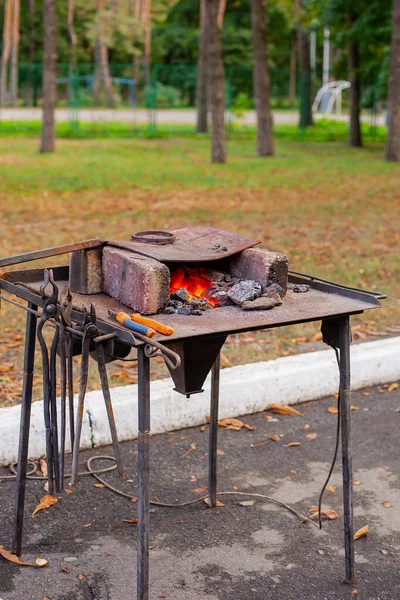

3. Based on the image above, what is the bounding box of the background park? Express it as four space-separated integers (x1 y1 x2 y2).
0 1 400 599
0 0 399 403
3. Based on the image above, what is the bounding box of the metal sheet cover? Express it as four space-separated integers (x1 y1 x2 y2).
107 226 260 263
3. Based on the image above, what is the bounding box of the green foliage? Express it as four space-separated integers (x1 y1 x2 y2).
144 81 182 108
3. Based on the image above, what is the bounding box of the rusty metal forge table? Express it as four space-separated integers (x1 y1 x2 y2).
0 266 384 599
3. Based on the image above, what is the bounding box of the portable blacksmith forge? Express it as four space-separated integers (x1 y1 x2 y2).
0 227 385 598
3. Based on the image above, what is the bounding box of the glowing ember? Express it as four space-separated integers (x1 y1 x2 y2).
169 267 217 307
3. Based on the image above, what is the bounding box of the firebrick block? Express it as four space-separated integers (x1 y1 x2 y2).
102 246 170 314
229 248 289 295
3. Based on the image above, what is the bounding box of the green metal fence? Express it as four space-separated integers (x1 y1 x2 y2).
0 63 387 142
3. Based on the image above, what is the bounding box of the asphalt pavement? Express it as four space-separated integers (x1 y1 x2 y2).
0 383 399 600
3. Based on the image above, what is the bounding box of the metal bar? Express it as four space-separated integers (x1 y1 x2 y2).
0 238 104 268
208 353 221 508
137 346 150 600
37 319 54 495
95 341 126 480
59 327 67 487
289 271 386 300
12 303 38 556
67 334 75 450
49 328 61 492
0 294 41 315
339 316 355 584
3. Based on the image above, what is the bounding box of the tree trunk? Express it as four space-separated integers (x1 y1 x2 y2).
142 0 151 85
10 0 20 107
0 0 12 106
206 0 226 163
93 0 114 108
348 36 362 147
298 24 313 127
196 0 208 132
289 32 296 108
250 0 274 156
26 0 35 106
40 0 57 153
385 0 400 161
67 0 77 70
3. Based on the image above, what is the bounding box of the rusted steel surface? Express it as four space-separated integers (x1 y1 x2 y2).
1 267 381 344
0 239 105 269
108 227 260 263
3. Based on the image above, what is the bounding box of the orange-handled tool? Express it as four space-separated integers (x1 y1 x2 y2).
113 312 156 338
130 314 174 336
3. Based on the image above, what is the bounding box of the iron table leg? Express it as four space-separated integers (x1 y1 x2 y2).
137 345 150 600
208 353 221 508
12 302 38 556
339 316 355 584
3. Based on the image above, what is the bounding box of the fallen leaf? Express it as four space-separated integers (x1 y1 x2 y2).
31 495 58 518
233 486 240 490
64 488 74 494
78 573 86 580
310 509 339 521
326 485 335 493
237 500 255 506
0 546 34 566
267 404 303 417
327 406 338 414
123 519 138 524
226 425 241 431
218 418 244 428
0 364 14 373
290 469 296 474
251 440 270 448
61 567 69 573
181 444 196 459
39 459 48 478
93 483 105 489
192 487 206 493
395 407 400 413
353 481 361 486
35 557 49 568
204 498 225 507
270 434 281 442
285 442 301 447
351 405 360 411
242 423 256 431
388 382 399 392
351 590 358 595
217 449 224 456
354 525 369 539
306 433 320 441
304 423 311 429
362 392 370 396
43 597 50 600
383 502 392 509
83 523 91 528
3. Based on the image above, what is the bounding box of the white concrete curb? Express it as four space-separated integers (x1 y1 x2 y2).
1 336 399 466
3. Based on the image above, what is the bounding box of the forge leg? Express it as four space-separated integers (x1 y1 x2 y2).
339 316 355 584
208 353 221 508
12 303 38 556
137 345 150 600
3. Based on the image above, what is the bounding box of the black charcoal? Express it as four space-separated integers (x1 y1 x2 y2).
170 288 190 303
293 284 309 293
228 280 262 306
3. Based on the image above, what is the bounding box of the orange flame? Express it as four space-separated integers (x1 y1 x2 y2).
169 267 217 307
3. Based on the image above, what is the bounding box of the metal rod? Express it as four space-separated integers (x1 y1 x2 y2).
0 238 104 268
339 316 355 584
137 345 150 600
208 353 221 508
67 334 75 450
49 328 61 492
95 341 126 480
12 303 38 556
59 327 67 487
37 320 54 495
0 294 41 315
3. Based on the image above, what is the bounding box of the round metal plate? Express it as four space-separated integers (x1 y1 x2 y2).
131 230 176 245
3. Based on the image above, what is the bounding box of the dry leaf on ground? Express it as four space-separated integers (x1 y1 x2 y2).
353 480 361 486
192 487 206 493
93 483 105 489
204 498 225 507
78 573 86 580
267 404 303 417
388 382 399 392
383 502 392 508
0 546 48 568
306 433 320 441
123 519 138 524
39 459 48 478
326 485 335 493
181 444 196 459
217 449 224 456
285 442 301 447
31 495 58 518
354 525 369 539
218 418 255 431
395 407 400 413
327 407 338 414
237 500 255 506
270 434 281 442
310 509 339 521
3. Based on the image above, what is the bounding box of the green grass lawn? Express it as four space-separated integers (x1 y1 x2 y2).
0 133 399 406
